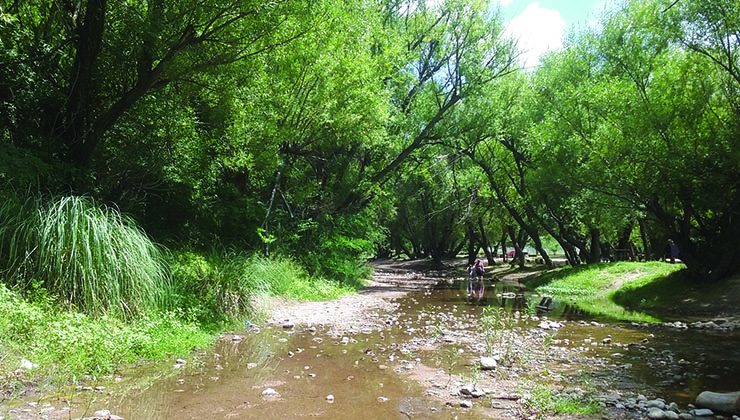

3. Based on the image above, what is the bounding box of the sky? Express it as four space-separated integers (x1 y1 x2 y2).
495 0 616 68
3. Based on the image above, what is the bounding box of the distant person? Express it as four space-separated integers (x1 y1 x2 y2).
473 259 485 299
665 239 679 264
466 263 475 297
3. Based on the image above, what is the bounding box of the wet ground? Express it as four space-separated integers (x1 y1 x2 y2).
3 261 740 419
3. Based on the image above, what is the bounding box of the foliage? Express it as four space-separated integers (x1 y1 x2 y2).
0 195 169 317
529 262 683 323
526 385 602 417
480 307 522 366
168 250 357 324
0 283 212 394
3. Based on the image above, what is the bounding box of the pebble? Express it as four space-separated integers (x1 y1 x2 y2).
262 388 280 398
691 408 714 417
480 356 497 370
93 410 111 419
378 396 389 402
460 400 473 408
326 394 335 403
247 363 257 369
664 411 679 420
283 322 295 329
647 408 666 419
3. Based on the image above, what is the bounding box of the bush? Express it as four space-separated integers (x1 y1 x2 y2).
0 195 169 317
168 250 357 324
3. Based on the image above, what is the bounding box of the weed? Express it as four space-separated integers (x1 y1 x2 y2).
526 384 602 417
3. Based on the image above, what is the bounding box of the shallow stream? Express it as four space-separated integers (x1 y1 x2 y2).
6 275 740 419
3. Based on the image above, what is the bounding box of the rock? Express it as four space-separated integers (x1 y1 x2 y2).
479 356 498 370
232 335 242 342
19 359 38 370
326 394 335 403
262 388 280 398
93 410 111 419
647 408 667 419
247 363 257 369
109 416 124 420
175 358 186 365
679 414 694 420
664 411 680 420
602 337 612 344
378 396 389 403
282 322 294 329
696 391 740 414
460 400 472 408
646 400 667 410
94 386 106 392
460 385 486 398
691 408 715 416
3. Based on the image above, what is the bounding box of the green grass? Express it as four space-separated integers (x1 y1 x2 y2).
528 262 684 323
0 195 168 317
527 385 602 417
0 193 365 396
169 251 359 324
0 283 212 397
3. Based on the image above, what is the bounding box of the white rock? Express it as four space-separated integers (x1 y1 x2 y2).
93 410 111 419
664 411 679 420
377 396 389 402
262 388 280 398
647 408 667 419
691 408 714 416
19 359 38 370
326 394 335 403
479 357 497 370
646 400 667 410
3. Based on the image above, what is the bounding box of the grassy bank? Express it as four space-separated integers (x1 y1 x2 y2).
0 195 364 399
526 262 684 323
0 251 361 399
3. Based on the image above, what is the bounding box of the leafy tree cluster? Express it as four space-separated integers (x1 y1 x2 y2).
0 0 737 281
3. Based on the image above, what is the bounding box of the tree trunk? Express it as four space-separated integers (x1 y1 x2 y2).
589 228 602 263
61 0 107 166
477 217 495 265
638 219 651 261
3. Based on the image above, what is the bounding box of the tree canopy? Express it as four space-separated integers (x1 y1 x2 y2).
1 0 737 280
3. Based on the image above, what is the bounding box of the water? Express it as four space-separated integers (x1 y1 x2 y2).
6 274 740 419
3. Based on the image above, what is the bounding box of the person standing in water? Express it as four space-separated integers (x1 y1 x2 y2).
473 259 485 299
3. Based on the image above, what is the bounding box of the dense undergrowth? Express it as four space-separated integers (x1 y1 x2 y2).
528 262 684 323
0 195 364 397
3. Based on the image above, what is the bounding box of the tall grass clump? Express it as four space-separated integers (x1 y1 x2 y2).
0 195 168 317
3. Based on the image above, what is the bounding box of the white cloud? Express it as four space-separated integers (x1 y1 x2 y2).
495 0 514 5
503 2 566 69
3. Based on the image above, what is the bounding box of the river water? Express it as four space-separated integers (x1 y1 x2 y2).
5 273 740 419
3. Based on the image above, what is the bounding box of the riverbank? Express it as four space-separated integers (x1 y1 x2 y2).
521 261 740 324
4 259 740 420
0 253 361 403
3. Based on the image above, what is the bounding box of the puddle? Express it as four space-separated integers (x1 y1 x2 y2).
5 274 740 418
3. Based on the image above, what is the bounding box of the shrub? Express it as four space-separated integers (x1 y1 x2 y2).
0 195 169 317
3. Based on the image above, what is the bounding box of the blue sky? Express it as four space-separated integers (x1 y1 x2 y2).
494 0 617 68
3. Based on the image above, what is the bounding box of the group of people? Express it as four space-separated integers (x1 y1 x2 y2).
466 259 486 299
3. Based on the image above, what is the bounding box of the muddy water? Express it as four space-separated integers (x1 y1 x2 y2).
10 277 740 419
412 281 740 405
